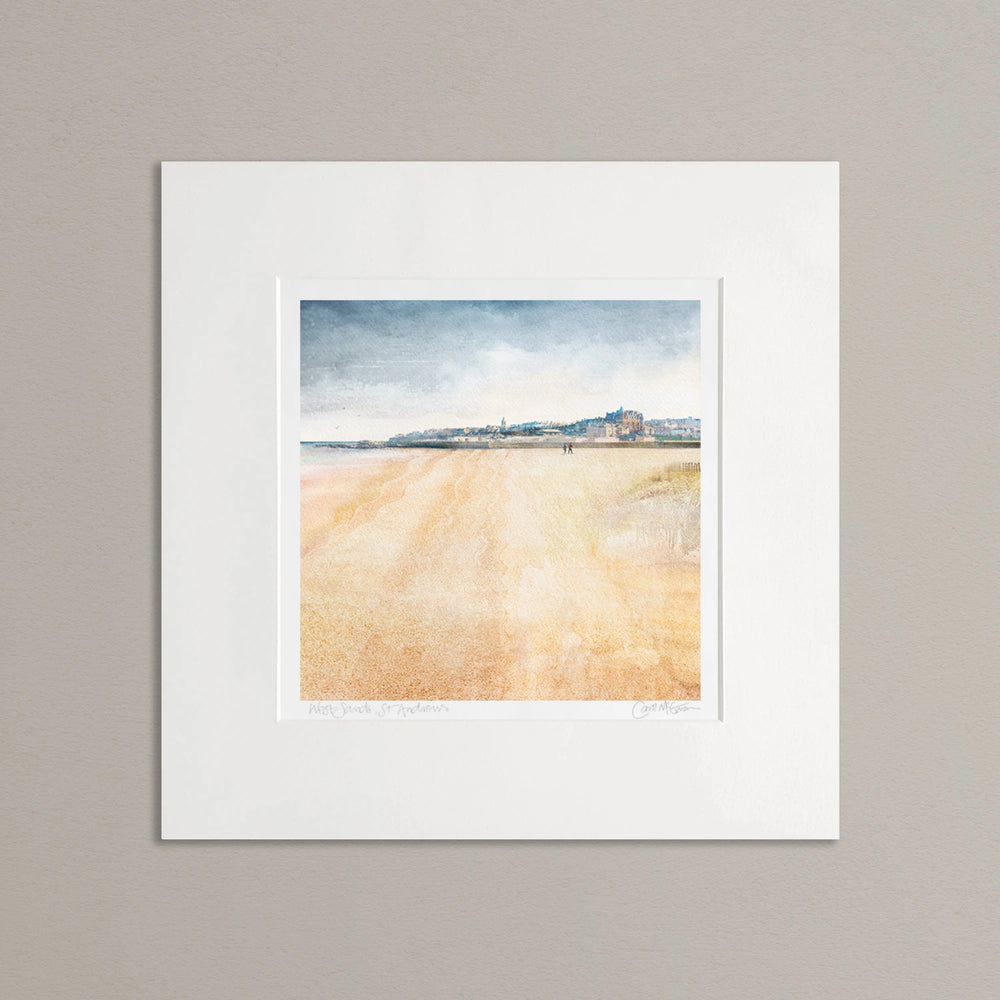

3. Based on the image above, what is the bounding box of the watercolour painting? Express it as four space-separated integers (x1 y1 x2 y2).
279 281 719 720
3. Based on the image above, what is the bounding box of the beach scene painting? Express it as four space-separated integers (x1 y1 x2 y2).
284 285 718 718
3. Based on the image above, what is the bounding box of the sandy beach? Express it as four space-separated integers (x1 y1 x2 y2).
300 447 701 700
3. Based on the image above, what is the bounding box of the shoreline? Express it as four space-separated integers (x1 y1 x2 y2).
304 439 701 450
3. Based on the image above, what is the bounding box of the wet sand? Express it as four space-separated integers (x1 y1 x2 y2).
301 447 701 700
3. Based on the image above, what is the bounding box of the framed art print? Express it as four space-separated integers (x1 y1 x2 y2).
277 279 720 721
162 162 838 839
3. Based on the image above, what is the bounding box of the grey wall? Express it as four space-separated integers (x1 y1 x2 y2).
3 2 997 997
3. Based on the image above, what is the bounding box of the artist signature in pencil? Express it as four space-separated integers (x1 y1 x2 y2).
631 700 698 719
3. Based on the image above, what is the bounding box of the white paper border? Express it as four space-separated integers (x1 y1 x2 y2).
278 278 720 721
162 162 838 838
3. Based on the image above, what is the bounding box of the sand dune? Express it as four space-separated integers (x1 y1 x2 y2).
300 447 701 701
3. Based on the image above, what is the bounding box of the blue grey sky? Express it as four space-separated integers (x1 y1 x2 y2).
301 300 700 440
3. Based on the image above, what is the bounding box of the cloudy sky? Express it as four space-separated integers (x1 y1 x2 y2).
300 300 700 441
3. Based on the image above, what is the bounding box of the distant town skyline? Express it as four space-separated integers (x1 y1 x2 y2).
377 407 701 443
301 300 701 441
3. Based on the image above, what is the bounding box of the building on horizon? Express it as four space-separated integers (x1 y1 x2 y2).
605 406 644 435
586 421 616 439
596 406 644 439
